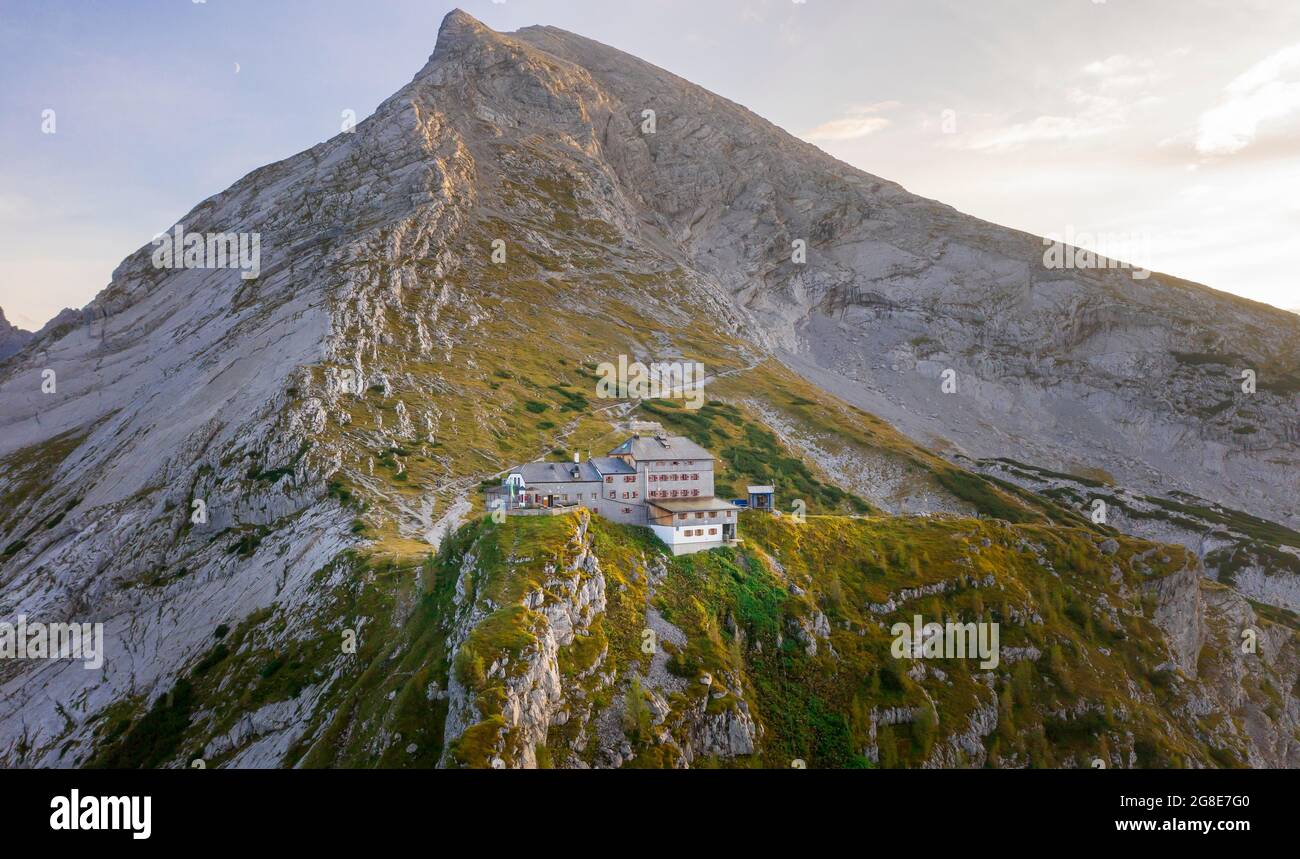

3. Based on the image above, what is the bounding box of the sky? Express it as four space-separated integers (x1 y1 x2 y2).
1 0 1298 329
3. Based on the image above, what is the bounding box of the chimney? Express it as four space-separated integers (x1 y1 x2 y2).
573 452 580 464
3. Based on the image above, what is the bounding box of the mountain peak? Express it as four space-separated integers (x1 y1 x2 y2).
432 8 503 59
409 8 520 84
438 8 490 43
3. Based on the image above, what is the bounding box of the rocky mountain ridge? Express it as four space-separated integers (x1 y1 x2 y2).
0 308 34 361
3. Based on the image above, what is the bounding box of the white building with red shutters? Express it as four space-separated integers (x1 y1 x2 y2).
486 433 739 555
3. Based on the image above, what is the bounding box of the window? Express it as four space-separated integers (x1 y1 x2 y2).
622 507 632 514
692 489 700 497
709 528 717 535
695 512 704 519
631 491 638 498
678 513 687 520
692 474 699 481
605 476 612 483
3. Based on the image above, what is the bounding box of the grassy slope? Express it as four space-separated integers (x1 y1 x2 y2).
87 499 1291 768
714 513 1203 768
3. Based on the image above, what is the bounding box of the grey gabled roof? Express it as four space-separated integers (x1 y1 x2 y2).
607 435 714 462
506 460 601 485
590 456 636 475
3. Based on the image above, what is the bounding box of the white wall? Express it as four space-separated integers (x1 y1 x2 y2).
650 523 726 554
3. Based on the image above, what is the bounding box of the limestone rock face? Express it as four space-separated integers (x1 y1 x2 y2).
1143 560 1300 768
437 510 762 768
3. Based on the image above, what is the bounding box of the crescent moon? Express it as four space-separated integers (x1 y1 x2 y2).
234 62 241 74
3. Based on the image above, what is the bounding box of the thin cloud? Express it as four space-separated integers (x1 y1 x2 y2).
1195 43 1300 155
946 57 1164 153
802 101 899 142
952 94 1124 153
